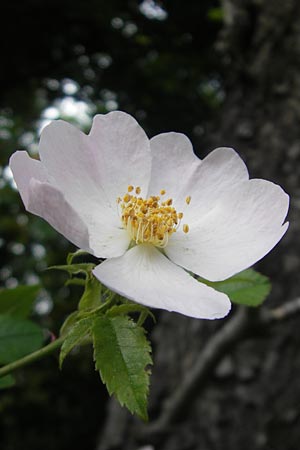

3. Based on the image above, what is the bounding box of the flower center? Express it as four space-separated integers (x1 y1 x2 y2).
117 185 190 248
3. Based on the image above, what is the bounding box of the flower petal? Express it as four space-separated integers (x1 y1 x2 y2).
89 111 152 206
148 139 249 221
88 222 131 259
27 179 91 251
148 132 200 201
182 147 250 225
39 119 114 221
38 112 151 257
93 244 231 319
166 178 289 281
10 150 130 257
9 151 48 207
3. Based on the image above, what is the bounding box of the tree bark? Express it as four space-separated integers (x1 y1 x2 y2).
97 1 300 449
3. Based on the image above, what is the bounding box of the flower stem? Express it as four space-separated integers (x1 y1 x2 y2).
0 335 65 378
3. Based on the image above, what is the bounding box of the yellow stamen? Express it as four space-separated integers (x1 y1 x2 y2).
118 185 189 248
186 196 191 205
123 193 131 203
183 224 189 233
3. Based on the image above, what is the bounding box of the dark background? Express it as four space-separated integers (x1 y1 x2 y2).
0 1 299 449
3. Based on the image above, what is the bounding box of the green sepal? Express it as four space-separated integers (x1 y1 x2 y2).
78 275 102 311
67 250 91 265
48 263 95 277
49 261 102 311
199 268 271 307
59 316 94 368
92 315 152 421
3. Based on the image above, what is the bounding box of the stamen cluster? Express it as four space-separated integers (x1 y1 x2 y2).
118 186 190 248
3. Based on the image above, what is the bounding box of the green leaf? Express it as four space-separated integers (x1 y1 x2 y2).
199 269 271 307
92 315 152 420
59 317 94 368
0 285 40 318
79 276 102 311
0 374 15 389
0 314 44 364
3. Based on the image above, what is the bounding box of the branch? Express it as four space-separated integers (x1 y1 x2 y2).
140 307 250 437
140 298 300 438
261 297 300 323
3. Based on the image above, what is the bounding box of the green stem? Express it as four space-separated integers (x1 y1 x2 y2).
0 336 65 378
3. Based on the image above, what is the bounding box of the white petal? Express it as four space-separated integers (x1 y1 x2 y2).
38 113 151 257
27 179 91 251
88 111 152 206
148 140 249 223
10 151 130 258
166 178 289 281
148 132 200 202
88 222 130 258
9 151 48 207
93 244 231 319
10 151 130 257
10 150 90 250
39 119 113 221
182 147 249 225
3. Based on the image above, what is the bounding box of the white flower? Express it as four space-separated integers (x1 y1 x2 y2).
9 112 289 319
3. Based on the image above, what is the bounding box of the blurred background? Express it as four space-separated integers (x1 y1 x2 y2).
0 0 299 449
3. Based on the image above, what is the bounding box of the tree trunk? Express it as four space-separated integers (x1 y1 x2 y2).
97 1 300 449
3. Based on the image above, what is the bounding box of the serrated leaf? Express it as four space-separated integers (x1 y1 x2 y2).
0 285 40 318
199 269 271 307
79 276 102 311
92 315 152 420
59 317 94 368
0 374 15 389
0 314 44 364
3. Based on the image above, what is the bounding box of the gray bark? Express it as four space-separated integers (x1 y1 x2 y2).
97 1 300 449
